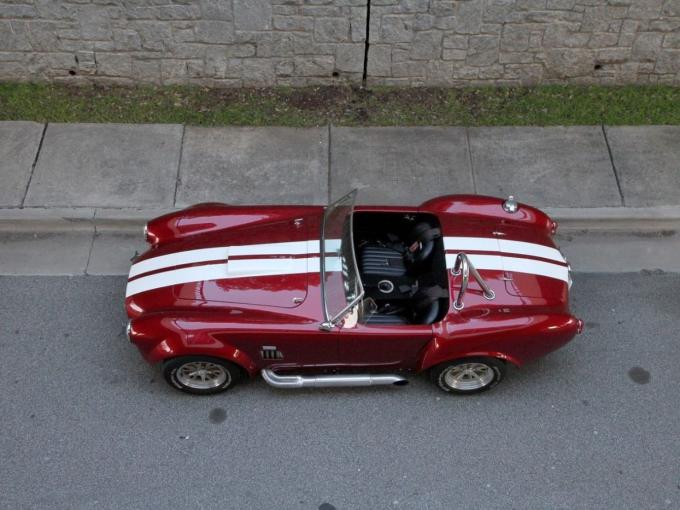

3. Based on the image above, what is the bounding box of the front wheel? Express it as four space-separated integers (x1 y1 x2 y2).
430 358 506 395
163 356 241 395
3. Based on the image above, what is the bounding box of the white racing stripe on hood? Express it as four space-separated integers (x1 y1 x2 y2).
129 246 230 279
128 258 305 298
444 236 565 263
129 239 342 279
126 255 344 298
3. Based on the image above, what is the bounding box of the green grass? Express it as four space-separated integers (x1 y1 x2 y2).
1 81 679 126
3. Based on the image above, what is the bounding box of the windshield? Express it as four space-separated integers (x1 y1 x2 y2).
321 190 364 324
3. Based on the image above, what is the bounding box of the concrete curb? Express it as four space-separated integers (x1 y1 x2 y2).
2 205 680 234
544 206 680 233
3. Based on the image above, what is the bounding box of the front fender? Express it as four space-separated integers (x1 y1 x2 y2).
128 315 258 376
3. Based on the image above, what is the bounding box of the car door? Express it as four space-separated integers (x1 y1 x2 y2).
337 323 434 370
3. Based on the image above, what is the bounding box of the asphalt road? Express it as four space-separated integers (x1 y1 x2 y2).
0 273 678 510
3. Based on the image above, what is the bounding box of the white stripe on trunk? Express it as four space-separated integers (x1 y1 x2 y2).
444 236 564 263
445 253 569 283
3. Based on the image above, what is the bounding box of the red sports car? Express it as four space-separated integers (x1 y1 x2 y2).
125 191 583 396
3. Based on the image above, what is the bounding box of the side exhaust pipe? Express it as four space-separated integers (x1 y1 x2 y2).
261 369 408 389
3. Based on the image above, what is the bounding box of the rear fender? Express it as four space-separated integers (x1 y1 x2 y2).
418 313 580 372
421 195 555 233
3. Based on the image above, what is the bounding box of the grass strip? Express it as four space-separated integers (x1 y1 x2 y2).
1 82 679 126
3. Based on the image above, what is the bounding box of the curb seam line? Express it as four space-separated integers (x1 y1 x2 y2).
327 123 332 205
466 127 477 194
173 125 186 208
601 124 625 207
21 122 48 208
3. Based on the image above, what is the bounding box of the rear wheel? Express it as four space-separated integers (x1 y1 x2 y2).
163 356 241 395
430 357 505 395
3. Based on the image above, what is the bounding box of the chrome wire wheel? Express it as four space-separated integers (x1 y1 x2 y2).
176 361 230 390
443 362 495 391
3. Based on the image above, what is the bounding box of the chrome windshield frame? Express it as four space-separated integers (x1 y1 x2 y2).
320 189 364 327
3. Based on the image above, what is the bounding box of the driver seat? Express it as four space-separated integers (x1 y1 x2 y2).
363 285 448 326
360 222 441 278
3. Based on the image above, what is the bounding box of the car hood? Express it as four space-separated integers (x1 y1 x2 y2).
126 215 322 314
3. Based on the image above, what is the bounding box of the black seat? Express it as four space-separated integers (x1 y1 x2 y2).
362 285 448 326
412 286 449 325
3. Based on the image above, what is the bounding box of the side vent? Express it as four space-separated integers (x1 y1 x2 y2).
261 346 283 360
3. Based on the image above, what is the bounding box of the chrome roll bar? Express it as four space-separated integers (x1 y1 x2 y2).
451 253 496 310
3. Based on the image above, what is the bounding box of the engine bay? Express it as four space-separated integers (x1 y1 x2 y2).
353 211 449 325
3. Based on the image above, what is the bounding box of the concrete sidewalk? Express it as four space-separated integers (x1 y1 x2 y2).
1 121 679 230
0 121 679 275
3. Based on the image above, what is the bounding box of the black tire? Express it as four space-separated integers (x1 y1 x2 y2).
163 356 241 395
430 357 506 395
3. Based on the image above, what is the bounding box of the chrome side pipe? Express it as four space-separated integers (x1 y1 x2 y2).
261 369 408 389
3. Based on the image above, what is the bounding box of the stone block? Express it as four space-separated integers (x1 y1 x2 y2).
466 35 499 66
314 17 350 42
335 43 364 73
367 44 392 76
545 49 595 78
96 53 132 76
662 32 680 49
410 31 443 60
295 56 334 76
256 33 295 57
380 15 414 43
443 35 468 49
655 50 680 73
241 59 276 85
454 0 483 34
234 0 272 30
199 0 234 21
193 21 234 44
273 16 314 32
501 25 531 52
0 21 32 51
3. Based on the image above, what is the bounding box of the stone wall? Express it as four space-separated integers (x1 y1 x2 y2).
0 0 678 87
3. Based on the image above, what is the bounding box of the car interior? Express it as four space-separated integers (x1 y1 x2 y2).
353 212 449 326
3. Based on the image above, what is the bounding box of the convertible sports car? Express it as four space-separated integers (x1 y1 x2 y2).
125 191 583 396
